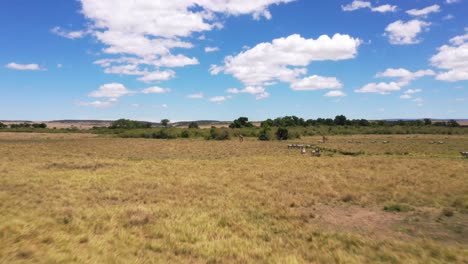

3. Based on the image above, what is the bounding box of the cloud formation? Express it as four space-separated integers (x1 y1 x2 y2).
141 87 171 94
88 83 135 98
66 0 295 84
431 33 468 82
384 20 431 45
209 95 231 103
205 47 220 52
51 27 87 39
211 33 360 97
406 5 440 17
227 86 270 100
341 1 397 13
356 68 434 94
400 89 422 99
324 90 347 97
5 62 45 71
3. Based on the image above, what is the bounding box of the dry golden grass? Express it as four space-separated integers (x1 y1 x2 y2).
0 133 467 263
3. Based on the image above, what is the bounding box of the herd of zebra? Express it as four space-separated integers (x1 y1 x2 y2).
283 136 468 159
237 134 467 158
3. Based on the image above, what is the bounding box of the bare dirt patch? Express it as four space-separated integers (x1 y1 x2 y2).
309 205 407 240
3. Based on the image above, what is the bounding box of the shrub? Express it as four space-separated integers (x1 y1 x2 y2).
152 129 177 139
208 127 231 140
258 127 272 141
383 203 413 212
0 122 6 129
180 130 190 138
32 123 47 128
441 208 454 217
276 127 289 140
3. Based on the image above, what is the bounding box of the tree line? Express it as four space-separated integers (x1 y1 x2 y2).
0 122 47 129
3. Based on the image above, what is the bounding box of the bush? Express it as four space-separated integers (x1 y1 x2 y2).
383 203 413 212
152 129 178 139
180 130 190 138
32 123 47 128
207 127 231 140
276 127 289 140
0 122 6 129
258 127 272 141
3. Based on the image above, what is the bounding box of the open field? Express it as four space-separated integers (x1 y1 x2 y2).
0 133 467 263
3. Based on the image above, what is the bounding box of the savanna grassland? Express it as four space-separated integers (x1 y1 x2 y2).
0 133 467 263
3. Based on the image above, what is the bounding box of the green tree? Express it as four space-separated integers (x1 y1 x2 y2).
161 119 170 127
334 115 347 126
423 118 432 126
276 127 289 140
447 120 460 127
0 122 6 129
110 119 151 129
261 119 274 128
229 117 253 128
32 123 47 128
188 122 199 129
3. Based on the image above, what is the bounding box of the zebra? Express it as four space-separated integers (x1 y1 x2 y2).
311 147 321 157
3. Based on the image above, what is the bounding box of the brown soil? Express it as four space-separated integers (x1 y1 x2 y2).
309 205 407 240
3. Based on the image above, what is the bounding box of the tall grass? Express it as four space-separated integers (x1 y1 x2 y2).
0 133 467 263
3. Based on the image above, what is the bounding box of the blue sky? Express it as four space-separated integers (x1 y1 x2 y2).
1 0 467 121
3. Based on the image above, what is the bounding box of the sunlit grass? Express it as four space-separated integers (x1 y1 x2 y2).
0 133 467 263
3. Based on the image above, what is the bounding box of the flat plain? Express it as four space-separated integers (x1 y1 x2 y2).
0 132 467 263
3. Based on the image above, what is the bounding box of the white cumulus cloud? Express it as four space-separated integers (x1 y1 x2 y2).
406 5 440 17
355 82 401 94
324 90 347 97
376 68 435 86
88 83 135 98
356 68 434 94
431 33 468 82
211 33 360 98
291 75 343 91
69 0 295 83
51 27 87 39
342 1 397 13
141 87 171 94
138 70 177 83
227 86 270 100
400 88 422 99
209 95 231 103
5 62 45 71
77 98 118 108
205 46 220 52
384 19 431 45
